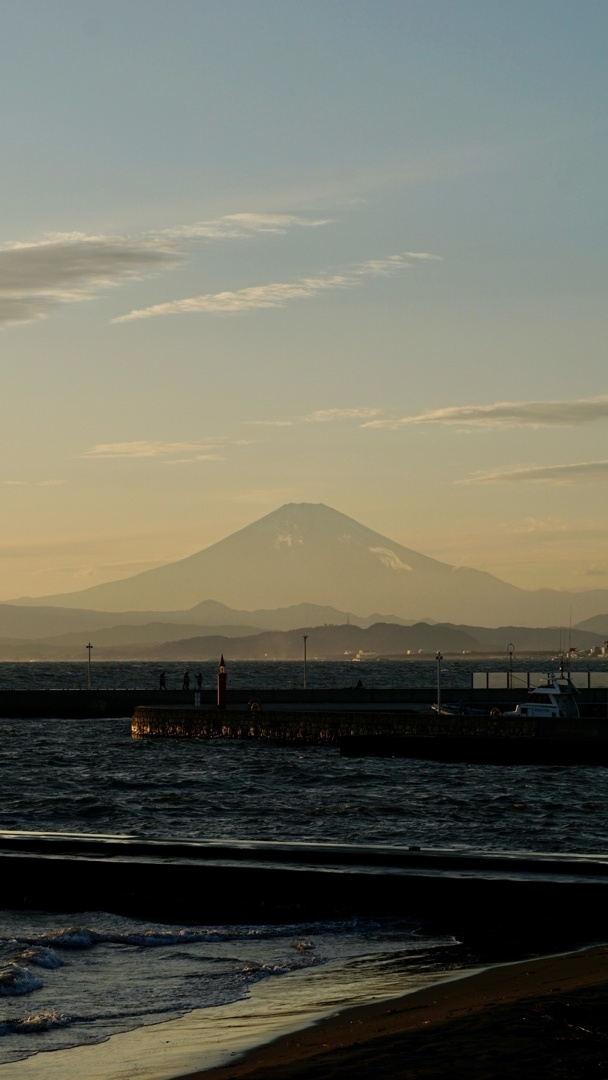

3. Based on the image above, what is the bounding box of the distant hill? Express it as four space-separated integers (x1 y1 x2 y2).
8 503 608 626
33 623 263 648
141 623 479 661
105 622 608 661
0 599 401 643
1 619 606 662
573 614 608 637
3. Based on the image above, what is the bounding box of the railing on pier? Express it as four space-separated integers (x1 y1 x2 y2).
472 671 608 690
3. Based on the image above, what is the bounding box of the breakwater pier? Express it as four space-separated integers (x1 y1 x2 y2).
130 702 608 764
128 670 608 763
3 830 608 942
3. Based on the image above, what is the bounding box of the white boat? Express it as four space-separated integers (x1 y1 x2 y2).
502 673 580 719
431 702 489 717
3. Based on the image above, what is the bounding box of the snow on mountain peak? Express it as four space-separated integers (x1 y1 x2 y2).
370 547 413 572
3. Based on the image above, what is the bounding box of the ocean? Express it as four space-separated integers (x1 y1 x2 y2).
1 658 607 1074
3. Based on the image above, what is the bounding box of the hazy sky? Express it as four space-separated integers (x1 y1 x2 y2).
1 0 607 602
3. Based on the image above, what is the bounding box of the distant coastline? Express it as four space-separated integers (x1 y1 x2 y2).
0 617 606 662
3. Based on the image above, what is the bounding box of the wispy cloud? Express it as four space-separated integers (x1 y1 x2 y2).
163 455 224 464
463 461 608 484
0 233 180 328
2 478 65 486
115 275 354 321
113 252 441 323
62 560 167 580
253 406 381 427
253 419 296 427
305 407 382 423
81 440 236 460
363 396 608 429
160 212 329 241
0 214 328 328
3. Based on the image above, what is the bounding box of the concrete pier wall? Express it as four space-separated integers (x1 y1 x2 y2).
0 685 606 720
0 686 520 719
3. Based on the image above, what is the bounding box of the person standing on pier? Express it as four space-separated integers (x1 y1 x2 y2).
159 672 166 690
182 671 190 690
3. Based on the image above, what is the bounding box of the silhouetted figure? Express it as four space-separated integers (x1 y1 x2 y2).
196 672 203 689
356 678 364 689
182 671 190 690
159 672 166 690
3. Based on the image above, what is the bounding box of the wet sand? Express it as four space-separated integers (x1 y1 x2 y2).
179 944 608 1080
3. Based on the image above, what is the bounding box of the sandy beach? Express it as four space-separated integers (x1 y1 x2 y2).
180 944 608 1080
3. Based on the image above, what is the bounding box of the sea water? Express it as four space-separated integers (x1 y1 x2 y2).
1 659 608 1070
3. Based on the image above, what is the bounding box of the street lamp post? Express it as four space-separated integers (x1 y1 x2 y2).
507 643 514 690
217 654 226 710
302 635 308 690
86 642 93 690
436 651 443 714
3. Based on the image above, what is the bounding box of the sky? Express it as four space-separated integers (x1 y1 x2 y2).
1 0 607 603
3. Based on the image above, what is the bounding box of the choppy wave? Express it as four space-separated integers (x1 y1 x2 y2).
0 965 42 997
19 922 339 951
0 1011 72 1037
3 713 608 852
12 946 63 970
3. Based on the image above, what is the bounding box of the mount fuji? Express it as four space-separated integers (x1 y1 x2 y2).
9 503 608 627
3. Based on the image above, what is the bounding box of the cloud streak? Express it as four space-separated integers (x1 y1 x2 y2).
363 396 608 429
113 252 441 323
463 461 608 484
253 406 381 427
0 233 180 327
2 479 65 487
81 440 232 460
305 407 381 423
0 214 328 328
159 212 329 241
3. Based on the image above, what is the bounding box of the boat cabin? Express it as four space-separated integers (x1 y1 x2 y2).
503 674 580 719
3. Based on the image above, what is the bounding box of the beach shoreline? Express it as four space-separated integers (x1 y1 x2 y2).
0 937 473 1080
178 943 608 1080
4 942 607 1080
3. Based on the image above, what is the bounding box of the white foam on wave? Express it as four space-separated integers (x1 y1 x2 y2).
23 923 287 952
0 964 43 996
115 928 230 947
14 1011 72 1033
15 946 63 970
40 927 97 950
